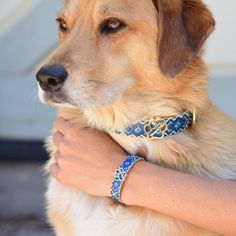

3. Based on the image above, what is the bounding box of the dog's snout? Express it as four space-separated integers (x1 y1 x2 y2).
36 65 68 92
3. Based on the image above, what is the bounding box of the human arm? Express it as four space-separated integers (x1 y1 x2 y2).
51 118 236 236
122 161 236 236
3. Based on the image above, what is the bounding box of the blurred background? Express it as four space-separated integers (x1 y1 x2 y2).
0 0 235 235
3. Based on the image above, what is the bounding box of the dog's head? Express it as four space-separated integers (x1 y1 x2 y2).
36 0 215 111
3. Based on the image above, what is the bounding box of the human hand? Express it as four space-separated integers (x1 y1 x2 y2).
50 117 127 197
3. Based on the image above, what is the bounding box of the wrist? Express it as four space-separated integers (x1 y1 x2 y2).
111 155 144 202
121 160 152 206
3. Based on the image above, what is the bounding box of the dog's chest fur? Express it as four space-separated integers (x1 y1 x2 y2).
45 103 236 236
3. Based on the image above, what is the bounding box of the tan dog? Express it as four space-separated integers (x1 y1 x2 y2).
36 0 236 235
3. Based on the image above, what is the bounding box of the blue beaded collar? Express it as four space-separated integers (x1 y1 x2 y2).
110 111 194 140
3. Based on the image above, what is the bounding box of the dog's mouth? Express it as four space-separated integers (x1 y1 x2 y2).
44 93 64 104
39 89 74 107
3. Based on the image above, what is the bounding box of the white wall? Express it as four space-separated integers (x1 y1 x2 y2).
205 0 236 67
0 0 62 140
204 1 236 119
0 0 235 140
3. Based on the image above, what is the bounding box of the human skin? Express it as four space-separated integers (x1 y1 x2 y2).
51 117 236 236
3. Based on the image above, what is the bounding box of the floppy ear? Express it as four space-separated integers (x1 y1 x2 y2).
153 0 215 78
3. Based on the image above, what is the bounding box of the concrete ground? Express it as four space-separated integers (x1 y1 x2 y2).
0 217 53 236
0 162 53 236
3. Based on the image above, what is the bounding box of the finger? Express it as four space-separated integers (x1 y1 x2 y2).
49 163 60 181
54 117 70 135
52 131 64 148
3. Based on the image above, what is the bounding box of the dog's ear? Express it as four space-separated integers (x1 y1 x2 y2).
153 0 215 78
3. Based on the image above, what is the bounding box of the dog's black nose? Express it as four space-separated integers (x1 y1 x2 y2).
36 65 68 92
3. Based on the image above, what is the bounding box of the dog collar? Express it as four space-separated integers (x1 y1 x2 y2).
110 111 194 140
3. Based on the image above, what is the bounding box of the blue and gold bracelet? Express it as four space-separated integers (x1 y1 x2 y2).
111 155 144 203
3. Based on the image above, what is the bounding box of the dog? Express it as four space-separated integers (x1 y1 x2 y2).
36 0 236 235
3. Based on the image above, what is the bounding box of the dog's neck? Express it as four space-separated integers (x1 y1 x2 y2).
109 111 194 140
82 93 197 132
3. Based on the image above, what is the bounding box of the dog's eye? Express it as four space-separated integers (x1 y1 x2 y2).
56 18 68 33
100 18 126 34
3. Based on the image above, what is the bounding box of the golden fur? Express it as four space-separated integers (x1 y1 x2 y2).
37 0 236 235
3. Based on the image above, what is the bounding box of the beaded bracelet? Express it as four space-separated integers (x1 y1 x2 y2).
111 155 144 203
